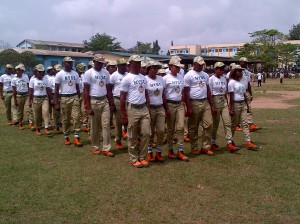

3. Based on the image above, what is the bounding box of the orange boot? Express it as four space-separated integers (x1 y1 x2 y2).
155 151 165 162
168 149 176 159
74 136 83 147
147 152 155 162
177 151 189 162
227 143 239 153
211 144 220 151
246 141 258 151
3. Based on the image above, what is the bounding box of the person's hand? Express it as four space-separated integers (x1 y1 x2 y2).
250 96 253 101
229 110 235 116
185 106 193 117
55 103 60 110
28 102 32 108
165 109 171 118
211 107 218 115
247 107 251 113
86 108 94 115
110 104 116 113
14 100 18 107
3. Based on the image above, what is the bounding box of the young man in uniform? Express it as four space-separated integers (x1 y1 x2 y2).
54 57 82 146
106 61 117 130
110 58 128 149
120 55 151 168
0 64 17 125
239 57 261 132
11 64 30 130
83 54 116 156
184 56 215 156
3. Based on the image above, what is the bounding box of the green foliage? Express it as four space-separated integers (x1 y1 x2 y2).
83 33 121 51
0 49 38 70
249 29 285 44
288 23 300 40
129 40 161 55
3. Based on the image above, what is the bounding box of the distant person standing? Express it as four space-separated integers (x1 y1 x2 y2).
0 64 17 125
257 72 262 87
280 72 284 84
54 57 82 146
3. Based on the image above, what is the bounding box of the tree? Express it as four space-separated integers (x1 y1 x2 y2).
249 29 285 45
277 43 297 69
83 33 121 51
128 41 152 54
0 49 38 70
20 51 38 70
288 23 300 40
151 40 161 55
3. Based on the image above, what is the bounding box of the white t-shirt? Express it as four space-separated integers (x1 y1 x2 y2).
121 73 147 104
163 73 184 101
29 76 50 96
146 75 165 105
0 74 14 91
280 73 284 79
55 70 80 94
184 70 209 99
226 71 231 79
11 74 29 93
257 73 262 80
228 79 246 101
241 69 251 90
83 68 110 97
79 75 84 93
47 75 55 93
209 75 227 96
110 71 128 97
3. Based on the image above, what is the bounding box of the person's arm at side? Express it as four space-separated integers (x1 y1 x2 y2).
83 83 93 115
106 84 116 112
162 88 170 117
0 82 4 100
120 91 128 126
207 85 216 114
28 88 33 108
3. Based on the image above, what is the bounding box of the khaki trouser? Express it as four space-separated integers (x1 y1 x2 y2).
184 117 188 138
245 92 254 124
188 100 213 150
50 93 61 128
149 106 165 147
90 98 111 151
212 95 232 141
26 99 34 123
3 92 17 122
60 95 81 135
113 98 123 142
33 97 50 129
16 94 28 123
231 101 250 140
166 102 185 149
127 104 150 163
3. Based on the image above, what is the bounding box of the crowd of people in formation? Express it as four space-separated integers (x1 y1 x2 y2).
0 54 262 168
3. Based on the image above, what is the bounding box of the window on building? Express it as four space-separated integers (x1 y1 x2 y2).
173 50 177 54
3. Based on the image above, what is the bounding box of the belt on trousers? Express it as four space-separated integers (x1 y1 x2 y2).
5 90 13 93
34 95 47 98
234 100 244 103
150 104 163 109
17 92 28 96
128 102 146 109
60 93 77 97
113 96 120 100
91 95 106 101
191 98 207 102
167 99 181 104
212 95 225 97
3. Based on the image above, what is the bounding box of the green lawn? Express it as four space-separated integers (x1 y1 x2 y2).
0 79 300 223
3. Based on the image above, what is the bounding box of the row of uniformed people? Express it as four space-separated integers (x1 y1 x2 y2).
0 54 260 168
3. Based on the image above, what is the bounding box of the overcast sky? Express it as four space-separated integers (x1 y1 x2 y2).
1 0 300 53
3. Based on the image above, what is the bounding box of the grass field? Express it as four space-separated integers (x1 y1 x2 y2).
0 79 300 223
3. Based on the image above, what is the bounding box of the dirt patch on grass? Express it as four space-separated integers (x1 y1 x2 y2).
252 91 300 109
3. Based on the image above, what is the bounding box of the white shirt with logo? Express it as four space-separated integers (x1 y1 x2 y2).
55 70 80 94
29 76 50 96
46 75 55 93
241 69 251 90
165 67 185 79
83 68 110 97
228 79 246 101
110 71 128 97
121 73 147 104
257 73 262 80
184 70 209 99
209 74 227 96
146 75 165 105
11 74 29 93
163 73 184 101
0 74 14 92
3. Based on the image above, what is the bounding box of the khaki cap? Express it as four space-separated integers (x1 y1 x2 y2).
141 62 147 67
162 64 169 69
128 55 142 62
54 64 62 71
88 61 94 66
6 64 13 69
146 60 161 68
63 56 74 62
239 57 248 62
93 54 105 63
169 56 184 68
15 63 25 70
76 63 86 73
214 62 225 69
117 58 127 65
35 64 45 72
232 64 245 71
157 69 166 74
193 56 205 65
229 63 236 68
107 61 117 66
47 66 53 70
